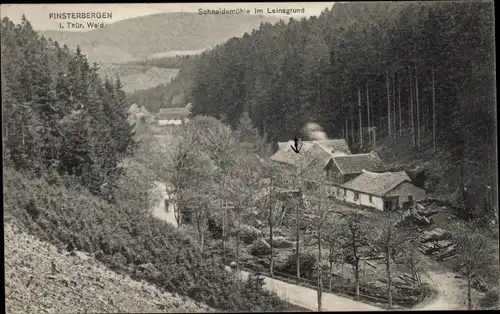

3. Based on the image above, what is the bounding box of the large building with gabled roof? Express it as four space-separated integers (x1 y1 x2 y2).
324 152 385 183
157 103 192 126
330 170 426 211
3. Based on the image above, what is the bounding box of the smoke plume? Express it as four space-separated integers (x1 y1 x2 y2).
302 122 328 140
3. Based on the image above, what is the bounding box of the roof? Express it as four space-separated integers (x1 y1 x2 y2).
269 142 316 165
276 139 351 155
158 107 190 119
299 143 335 179
277 141 294 150
312 139 351 155
327 152 384 175
341 170 413 197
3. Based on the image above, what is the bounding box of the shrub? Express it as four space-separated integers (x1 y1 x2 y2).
479 289 499 309
3 167 298 312
276 253 316 278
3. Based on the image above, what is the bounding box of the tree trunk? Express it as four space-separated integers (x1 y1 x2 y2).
392 71 396 137
352 226 360 300
21 122 25 147
467 271 472 310
432 66 436 151
222 201 226 262
329 245 334 291
398 74 402 136
367 84 371 146
345 118 349 144
358 80 363 149
340 263 344 293
342 84 348 144
196 207 205 252
460 162 466 206
236 207 241 275
409 67 415 147
269 193 274 277
415 66 421 148
386 215 393 309
386 70 391 138
174 187 182 227
355 258 360 300
386 253 393 309
377 92 380 131
296 197 301 279
351 116 355 145
317 224 323 312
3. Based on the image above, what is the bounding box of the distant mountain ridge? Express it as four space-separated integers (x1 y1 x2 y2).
41 12 281 63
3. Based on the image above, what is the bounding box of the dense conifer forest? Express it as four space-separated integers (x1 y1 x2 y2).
154 1 495 213
2 15 305 312
2 15 135 197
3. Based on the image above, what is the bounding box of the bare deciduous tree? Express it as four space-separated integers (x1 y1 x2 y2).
374 211 416 309
452 221 497 310
339 212 373 300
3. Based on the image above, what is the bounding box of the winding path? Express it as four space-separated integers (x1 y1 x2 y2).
149 180 382 311
237 270 382 311
151 181 178 227
148 180 476 311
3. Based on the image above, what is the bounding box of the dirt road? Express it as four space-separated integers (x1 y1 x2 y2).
148 181 383 311
237 270 382 311
412 255 485 311
414 270 466 310
151 181 178 227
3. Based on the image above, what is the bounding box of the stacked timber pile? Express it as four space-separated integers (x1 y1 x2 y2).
378 276 412 290
395 203 438 227
417 228 456 261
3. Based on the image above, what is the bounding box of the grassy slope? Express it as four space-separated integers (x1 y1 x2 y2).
5 222 213 313
3 164 299 312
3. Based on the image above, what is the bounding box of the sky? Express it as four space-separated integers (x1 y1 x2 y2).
1 3 335 32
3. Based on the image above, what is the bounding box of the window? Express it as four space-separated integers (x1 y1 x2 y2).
344 189 347 196
354 192 360 201
369 195 373 203
408 195 413 202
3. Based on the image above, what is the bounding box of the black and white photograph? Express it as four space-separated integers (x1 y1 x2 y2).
2 1 498 312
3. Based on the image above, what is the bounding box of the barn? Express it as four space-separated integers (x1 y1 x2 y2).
157 103 192 126
331 170 426 211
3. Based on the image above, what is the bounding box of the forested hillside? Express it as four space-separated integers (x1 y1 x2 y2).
167 1 496 212
1 15 135 197
41 13 280 62
126 55 197 111
2 16 302 312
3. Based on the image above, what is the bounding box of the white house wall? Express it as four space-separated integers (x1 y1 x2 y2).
158 119 183 126
385 181 426 205
359 193 384 211
332 186 384 211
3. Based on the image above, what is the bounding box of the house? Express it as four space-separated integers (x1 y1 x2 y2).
298 143 336 182
324 152 385 183
157 103 192 126
270 139 353 186
128 103 154 125
270 141 316 166
275 139 351 155
331 170 426 211
311 139 352 155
